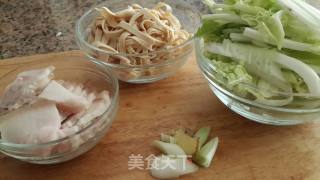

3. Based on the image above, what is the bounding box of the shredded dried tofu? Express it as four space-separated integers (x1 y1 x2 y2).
89 2 192 66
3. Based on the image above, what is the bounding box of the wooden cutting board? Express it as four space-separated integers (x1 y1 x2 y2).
1 51 320 180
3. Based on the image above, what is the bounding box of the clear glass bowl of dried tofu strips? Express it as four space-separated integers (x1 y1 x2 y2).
75 0 201 83
0 57 119 164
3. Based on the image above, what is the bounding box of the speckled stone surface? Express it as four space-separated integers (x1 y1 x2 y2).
0 0 205 59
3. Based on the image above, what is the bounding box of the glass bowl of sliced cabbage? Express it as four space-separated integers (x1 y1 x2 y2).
0 57 119 164
75 0 201 83
195 0 320 125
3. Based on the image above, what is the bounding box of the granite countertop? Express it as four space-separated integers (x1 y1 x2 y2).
0 0 204 59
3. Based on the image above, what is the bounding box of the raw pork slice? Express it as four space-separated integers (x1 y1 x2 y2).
0 66 55 110
50 126 82 154
75 90 111 127
39 80 90 115
58 80 97 104
0 100 61 144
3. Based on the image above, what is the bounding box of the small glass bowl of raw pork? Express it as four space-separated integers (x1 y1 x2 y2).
0 58 119 164
195 0 320 125
75 0 201 83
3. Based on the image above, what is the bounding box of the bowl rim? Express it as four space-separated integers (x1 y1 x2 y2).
74 0 201 68
0 59 119 148
195 38 320 113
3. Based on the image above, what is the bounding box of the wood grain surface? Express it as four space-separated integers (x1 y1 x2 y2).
0 51 320 180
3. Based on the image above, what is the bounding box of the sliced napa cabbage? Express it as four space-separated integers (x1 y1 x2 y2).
282 70 308 94
277 0 320 37
242 28 320 54
208 59 254 97
202 14 248 25
207 58 293 106
281 10 320 43
205 40 320 96
255 79 294 106
310 65 320 75
256 10 285 49
196 20 246 43
202 0 320 46
205 40 290 91
224 0 281 11
282 50 320 66
289 98 320 109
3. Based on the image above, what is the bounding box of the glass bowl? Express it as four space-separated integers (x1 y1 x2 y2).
195 38 320 125
75 0 201 83
0 57 119 164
